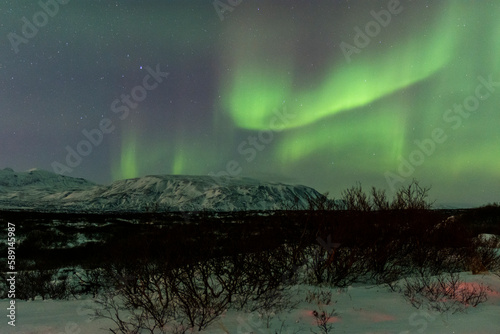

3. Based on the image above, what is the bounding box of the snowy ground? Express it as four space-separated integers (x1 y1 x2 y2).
2 272 499 334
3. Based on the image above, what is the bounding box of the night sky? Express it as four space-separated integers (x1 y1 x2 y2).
1 0 499 207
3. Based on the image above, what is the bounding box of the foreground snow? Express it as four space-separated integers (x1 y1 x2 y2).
2 272 499 334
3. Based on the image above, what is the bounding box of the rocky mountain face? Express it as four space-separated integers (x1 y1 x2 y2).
0 168 323 213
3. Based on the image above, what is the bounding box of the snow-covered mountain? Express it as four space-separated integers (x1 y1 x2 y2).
0 168 324 213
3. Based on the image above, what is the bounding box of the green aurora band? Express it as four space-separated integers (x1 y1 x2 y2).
221 3 460 131
112 125 215 181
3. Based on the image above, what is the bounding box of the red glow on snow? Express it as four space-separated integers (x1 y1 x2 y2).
487 288 500 298
303 310 342 324
446 281 499 305
357 309 396 323
456 282 491 296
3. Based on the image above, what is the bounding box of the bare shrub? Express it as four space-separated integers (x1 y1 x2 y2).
16 269 70 301
305 245 330 285
95 239 304 333
74 267 107 298
169 257 238 332
340 183 372 211
307 191 336 211
170 249 299 331
402 272 489 313
247 287 295 329
95 261 177 334
469 235 500 274
371 186 390 210
305 243 369 288
95 290 158 334
390 180 433 210
325 246 370 287
337 179 433 212
305 288 336 334
311 307 336 334
305 288 332 306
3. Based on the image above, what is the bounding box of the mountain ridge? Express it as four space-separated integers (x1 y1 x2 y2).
0 168 323 213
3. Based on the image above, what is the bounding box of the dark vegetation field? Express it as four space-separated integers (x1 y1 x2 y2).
1 204 499 271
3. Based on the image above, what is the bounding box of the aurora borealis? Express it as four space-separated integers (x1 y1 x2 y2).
1 0 500 207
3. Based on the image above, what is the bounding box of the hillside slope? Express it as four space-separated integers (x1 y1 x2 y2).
0 168 323 212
